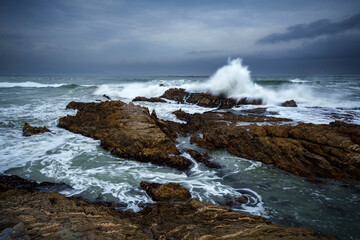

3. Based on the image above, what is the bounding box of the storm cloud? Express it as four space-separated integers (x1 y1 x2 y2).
1 0 360 74
257 12 360 44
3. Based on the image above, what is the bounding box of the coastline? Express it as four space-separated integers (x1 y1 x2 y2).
0 174 335 239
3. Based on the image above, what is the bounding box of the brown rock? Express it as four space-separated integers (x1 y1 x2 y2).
132 96 166 103
175 111 360 181
282 100 297 107
0 186 331 240
135 198 331 240
58 101 191 171
235 196 249 204
161 88 263 108
140 181 191 201
22 122 50 137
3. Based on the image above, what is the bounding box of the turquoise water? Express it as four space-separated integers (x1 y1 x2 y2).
0 74 360 239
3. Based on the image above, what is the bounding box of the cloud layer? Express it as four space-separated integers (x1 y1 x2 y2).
257 12 360 44
0 0 360 74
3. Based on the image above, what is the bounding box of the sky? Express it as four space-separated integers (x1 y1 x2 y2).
1 0 360 75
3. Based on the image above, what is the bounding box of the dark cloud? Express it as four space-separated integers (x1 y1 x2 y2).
257 12 360 44
1 0 360 74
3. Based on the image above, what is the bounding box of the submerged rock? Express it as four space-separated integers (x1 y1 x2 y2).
0 178 332 240
161 88 263 108
132 96 166 103
58 101 191 171
282 99 298 107
185 148 221 169
175 110 360 181
140 181 191 201
22 122 50 136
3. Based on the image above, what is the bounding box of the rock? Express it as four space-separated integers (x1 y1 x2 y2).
58 101 192 171
22 122 50 136
235 196 249 204
159 84 165 87
0 175 72 193
0 223 30 240
151 109 157 119
0 189 149 239
0 181 332 240
140 181 191 201
132 96 166 103
135 198 331 240
185 149 221 168
103 94 111 100
282 100 297 107
177 110 360 181
161 88 263 108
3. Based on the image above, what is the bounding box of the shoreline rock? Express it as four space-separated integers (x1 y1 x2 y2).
132 96 166 103
22 122 50 136
0 175 334 240
174 110 360 181
161 88 263 108
282 99 298 107
140 181 191 201
58 101 192 171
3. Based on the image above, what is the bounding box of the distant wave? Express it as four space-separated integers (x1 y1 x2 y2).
289 78 310 83
0 81 93 88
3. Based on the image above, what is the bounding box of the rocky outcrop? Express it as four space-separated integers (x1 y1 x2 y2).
140 181 191 201
0 175 71 193
22 122 50 136
132 96 166 103
58 101 191 171
175 110 360 181
0 177 333 240
161 88 263 108
282 100 297 107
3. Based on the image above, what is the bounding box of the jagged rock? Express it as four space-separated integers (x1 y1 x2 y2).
22 122 50 136
161 88 263 108
132 96 166 103
0 179 332 240
185 148 221 169
140 181 191 201
282 99 297 107
58 101 191 171
151 109 157 118
103 94 111 100
135 198 332 240
176 110 360 181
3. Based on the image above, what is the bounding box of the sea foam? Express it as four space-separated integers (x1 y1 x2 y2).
0 81 67 88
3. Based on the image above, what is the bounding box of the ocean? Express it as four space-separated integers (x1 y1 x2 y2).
1 60 360 239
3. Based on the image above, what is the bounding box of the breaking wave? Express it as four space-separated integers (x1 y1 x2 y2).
185 58 355 107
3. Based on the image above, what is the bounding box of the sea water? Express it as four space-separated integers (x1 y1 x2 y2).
1 60 360 239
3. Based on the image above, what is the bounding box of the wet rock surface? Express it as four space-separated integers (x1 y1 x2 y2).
175 110 360 181
161 88 263 108
140 181 191 201
58 101 191 171
185 148 221 169
132 96 167 103
282 100 298 107
0 175 71 193
0 177 333 240
22 122 50 137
